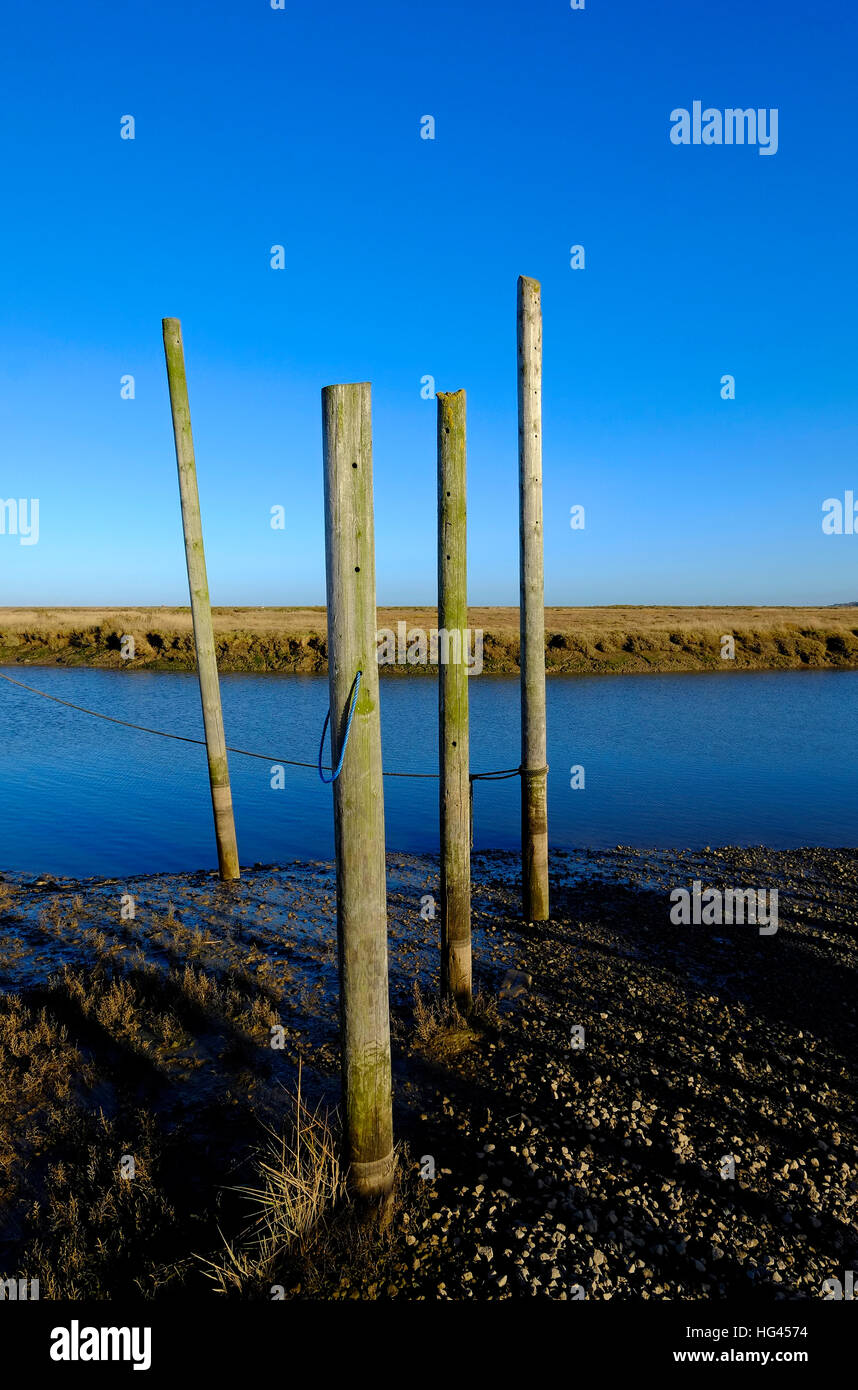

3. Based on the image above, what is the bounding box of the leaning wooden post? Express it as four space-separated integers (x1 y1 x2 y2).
162 318 240 882
321 382 394 1209
517 276 549 921
437 390 472 1011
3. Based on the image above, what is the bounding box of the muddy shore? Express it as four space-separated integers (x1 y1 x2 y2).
0 846 855 1300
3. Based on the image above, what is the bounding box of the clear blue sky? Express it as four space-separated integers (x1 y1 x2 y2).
1 0 856 606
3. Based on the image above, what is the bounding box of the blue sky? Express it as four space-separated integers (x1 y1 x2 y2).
1 0 856 606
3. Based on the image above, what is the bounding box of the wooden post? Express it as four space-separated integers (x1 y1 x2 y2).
321 382 394 1208
437 390 472 1011
162 318 240 883
517 276 549 921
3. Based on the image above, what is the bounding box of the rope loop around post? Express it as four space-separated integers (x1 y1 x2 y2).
521 763 549 780
318 670 362 784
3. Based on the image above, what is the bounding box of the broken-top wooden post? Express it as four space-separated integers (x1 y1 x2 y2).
437 389 472 1011
162 317 240 882
517 276 549 921
321 381 394 1210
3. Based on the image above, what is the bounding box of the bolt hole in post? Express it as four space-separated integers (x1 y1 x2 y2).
321 380 394 1214
517 275 550 921
437 387 472 1011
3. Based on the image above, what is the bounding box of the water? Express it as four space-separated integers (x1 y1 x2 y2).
1 666 855 878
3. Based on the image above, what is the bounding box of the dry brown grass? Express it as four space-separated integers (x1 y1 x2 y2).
0 931 299 1297
200 1066 346 1296
29 896 284 1056
2 603 857 632
3 605 858 673
0 991 180 1297
411 981 500 1059
0 952 401 1298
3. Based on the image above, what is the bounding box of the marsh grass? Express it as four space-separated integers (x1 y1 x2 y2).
0 991 178 1297
199 1064 347 1296
199 1068 417 1300
0 929 298 1298
411 981 500 1059
4 605 858 673
0 970 385 1300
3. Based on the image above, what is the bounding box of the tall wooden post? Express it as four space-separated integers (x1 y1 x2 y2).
321 382 394 1208
517 277 549 921
162 319 240 882
437 390 472 1011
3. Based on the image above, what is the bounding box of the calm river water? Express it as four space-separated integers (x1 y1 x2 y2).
1 667 855 877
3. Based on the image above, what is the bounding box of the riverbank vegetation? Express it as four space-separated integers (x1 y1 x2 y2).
2 606 858 675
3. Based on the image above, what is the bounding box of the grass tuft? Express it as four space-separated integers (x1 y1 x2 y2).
411 981 499 1058
199 1063 346 1296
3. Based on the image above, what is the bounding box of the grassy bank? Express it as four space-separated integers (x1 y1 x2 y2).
2 605 858 675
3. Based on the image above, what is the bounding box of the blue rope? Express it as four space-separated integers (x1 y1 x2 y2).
318 670 362 784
